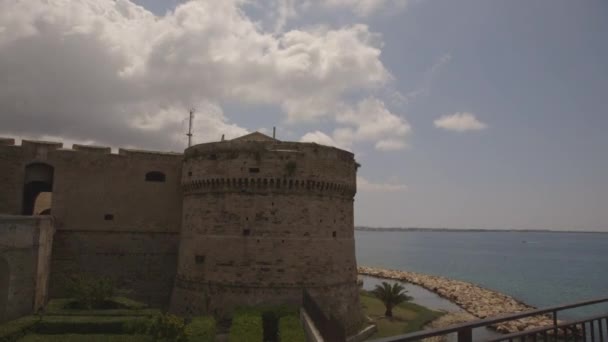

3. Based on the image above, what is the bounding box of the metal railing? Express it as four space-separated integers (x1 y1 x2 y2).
302 289 346 341
370 297 608 342
488 313 608 342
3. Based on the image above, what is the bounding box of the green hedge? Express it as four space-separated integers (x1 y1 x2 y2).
278 315 306 342
35 316 149 335
228 312 263 342
185 316 216 342
0 316 39 342
18 334 153 342
45 297 156 316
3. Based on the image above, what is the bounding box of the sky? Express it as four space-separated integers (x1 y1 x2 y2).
0 0 606 231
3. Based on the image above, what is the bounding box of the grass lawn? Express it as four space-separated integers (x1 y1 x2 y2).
360 291 444 339
18 334 153 342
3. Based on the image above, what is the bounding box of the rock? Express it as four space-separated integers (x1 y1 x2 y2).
358 266 559 334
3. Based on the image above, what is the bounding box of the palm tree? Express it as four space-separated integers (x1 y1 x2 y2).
371 281 412 318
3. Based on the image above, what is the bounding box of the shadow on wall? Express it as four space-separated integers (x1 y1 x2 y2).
0 257 9 322
22 163 54 215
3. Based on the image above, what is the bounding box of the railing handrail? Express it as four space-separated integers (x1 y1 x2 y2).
486 312 608 341
370 296 608 342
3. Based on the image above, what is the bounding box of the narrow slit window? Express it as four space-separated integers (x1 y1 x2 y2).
145 171 166 182
249 168 260 173
332 231 337 238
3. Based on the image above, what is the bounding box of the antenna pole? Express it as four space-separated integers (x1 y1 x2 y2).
187 108 195 147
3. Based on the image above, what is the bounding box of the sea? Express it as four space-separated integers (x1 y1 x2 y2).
355 230 608 319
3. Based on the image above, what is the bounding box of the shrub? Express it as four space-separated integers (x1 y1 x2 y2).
45 298 157 317
65 274 115 309
228 312 263 342
111 297 148 310
0 316 39 342
18 334 153 342
35 316 146 335
278 315 306 342
185 316 216 342
123 318 153 334
147 313 187 342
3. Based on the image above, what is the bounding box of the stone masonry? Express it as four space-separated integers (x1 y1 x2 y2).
0 132 363 332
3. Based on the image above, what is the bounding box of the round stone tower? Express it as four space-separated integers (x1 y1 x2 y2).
170 132 363 333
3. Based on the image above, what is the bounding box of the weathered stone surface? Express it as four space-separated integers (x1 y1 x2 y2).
171 137 363 334
0 134 363 333
0 139 183 308
358 266 558 334
0 215 54 322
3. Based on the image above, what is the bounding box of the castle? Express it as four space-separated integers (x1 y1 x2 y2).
0 132 363 333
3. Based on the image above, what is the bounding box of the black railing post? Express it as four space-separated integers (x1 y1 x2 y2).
553 310 558 341
457 327 472 342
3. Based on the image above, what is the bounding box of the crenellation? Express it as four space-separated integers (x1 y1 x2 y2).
0 138 15 146
0 138 184 158
118 147 183 158
72 144 112 154
21 140 64 149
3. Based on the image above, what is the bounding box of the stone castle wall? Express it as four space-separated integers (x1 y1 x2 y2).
0 139 182 306
0 135 363 331
170 139 363 334
0 215 54 322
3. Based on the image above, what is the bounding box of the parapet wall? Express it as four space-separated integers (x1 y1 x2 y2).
0 139 183 307
0 138 184 230
0 215 54 322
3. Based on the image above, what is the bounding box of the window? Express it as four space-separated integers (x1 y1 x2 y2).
249 168 260 173
195 255 205 264
243 229 251 236
332 231 337 238
104 214 114 221
145 171 166 182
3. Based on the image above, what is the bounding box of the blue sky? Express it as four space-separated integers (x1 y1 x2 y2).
1 1 606 230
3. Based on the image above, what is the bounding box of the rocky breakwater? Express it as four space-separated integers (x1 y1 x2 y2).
358 266 558 334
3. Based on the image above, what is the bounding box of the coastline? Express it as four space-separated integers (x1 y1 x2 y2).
358 266 556 334
355 227 608 234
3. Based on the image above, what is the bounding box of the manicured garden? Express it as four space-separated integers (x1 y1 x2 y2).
0 276 306 342
227 306 306 342
361 288 445 339
0 272 311 342
0 306 305 342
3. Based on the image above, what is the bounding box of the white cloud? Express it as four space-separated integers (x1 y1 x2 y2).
300 97 410 151
337 97 411 146
357 176 407 192
434 112 487 132
272 0 297 33
0 0 392 151
404 53 451 103
300 130 340 147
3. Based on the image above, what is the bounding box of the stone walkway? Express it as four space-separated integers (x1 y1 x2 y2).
358 266 557 334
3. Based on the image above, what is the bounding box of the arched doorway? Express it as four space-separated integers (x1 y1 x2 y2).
0 257 9 322
22 163 54 215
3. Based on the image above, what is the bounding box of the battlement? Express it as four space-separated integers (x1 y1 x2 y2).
185 140 354 161
0 138 15 146
73 144 112 154
0 137 183 158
